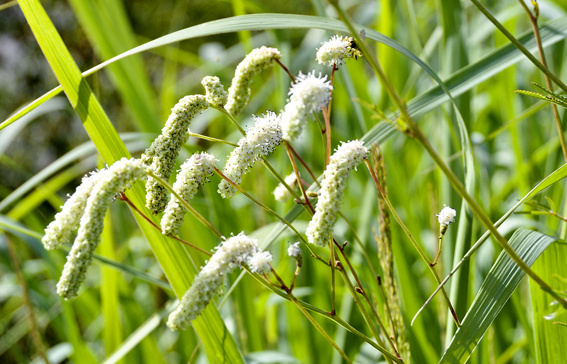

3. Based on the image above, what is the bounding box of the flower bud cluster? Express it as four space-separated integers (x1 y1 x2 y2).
306 141 368 247
201 76 228 107
167 232 261 330
281 71 333 141
288 242 303 267
225 46 281 117
57 158 148 299
273 173 297 201
142 95 209 214
316 35 353 67
42 170 105 250
218 112 282 198
161 153 217 236
437 206 456 227
248 251 273 274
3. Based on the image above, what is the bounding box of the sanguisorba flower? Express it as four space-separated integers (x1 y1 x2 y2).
167 233 259 330
225 46 281 117
273 173 297 201
142 95 209 215
281 71 333 141
316 35 353 67
437 205 457 227
218 111 282 198
161 153 217 236
306 140 368 247
248 251 273 274
201 76 228 108
42 170 105 250
57 158 148 300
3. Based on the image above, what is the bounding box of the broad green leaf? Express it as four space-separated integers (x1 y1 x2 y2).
529 241 567 363
16 1 244 362
440 229 559 363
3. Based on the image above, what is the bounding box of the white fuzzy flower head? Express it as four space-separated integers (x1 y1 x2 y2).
57 158 149 299
248 251 273 275
142 95 209 214
42 170 105 250
218 111 282 198
161 153 217 236
274 173 297 201
316 35 352 67
167 233 259 330
306 141 368 247
201 76 228 107
437 206 457 227
225 46 281 117
281 71 333 141
287 242 301 258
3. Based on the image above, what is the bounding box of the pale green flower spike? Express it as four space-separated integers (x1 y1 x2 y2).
42 170 105 250
167 232 259 330
306 140 368 247
56 158 148 299
142 95 209 214
218 111 282 198
201 76 228 107
281 71 333 141
161 152 217 236
225 46 281 117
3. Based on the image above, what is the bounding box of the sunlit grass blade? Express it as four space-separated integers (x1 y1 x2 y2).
440 229 559 363
16 1 244 361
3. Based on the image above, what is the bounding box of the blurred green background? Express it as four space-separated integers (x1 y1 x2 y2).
1 0 567 363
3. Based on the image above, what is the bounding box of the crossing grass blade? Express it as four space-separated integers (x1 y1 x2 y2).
440 228 559 364
16 1 245 362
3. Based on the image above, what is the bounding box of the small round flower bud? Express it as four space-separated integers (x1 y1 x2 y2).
42 170 105 250
218 111 282 198
56 158 148 299
316 35 352 67
288 242 303 268
225 46 281 117
167 232 259 330
437 206 456 227
201 76 228 107
273 173 297 201
142 95 209 214
161 153 217 236
306 141 368 247
281 71 333 141
248 251 272 274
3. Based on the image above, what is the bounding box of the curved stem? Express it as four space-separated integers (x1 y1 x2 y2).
189 132 238 147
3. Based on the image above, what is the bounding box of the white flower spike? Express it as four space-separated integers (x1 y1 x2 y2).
42 170 105 250
167 233 259 330
248 251 273 274
161 153 217 236
57 158 149 299
281 71 333 141
218 111 282 198
142 95 209 214
437 206 457 227
316 35 353 67
306 141 368 247
201 76 228 107
225 46 281 117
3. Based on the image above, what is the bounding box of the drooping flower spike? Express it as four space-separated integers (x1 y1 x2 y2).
218 111 283 198
167 232 260 330
142 95 209 215
201 76 228 108
161 153 217 236
225 46 281 117
42 170 106 250
306 140 368 247
57 158 149 299
281 71 333 141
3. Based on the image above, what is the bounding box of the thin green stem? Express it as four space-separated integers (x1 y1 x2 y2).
284 141 315 211
214 106 246 134
322 107 332 166
189 132 238 147
469 0 567 93
147 171 223 239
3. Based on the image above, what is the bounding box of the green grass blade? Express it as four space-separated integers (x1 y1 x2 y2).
440 229 559 363
16 1 244 362
529 241 567 363
67 0 160 133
